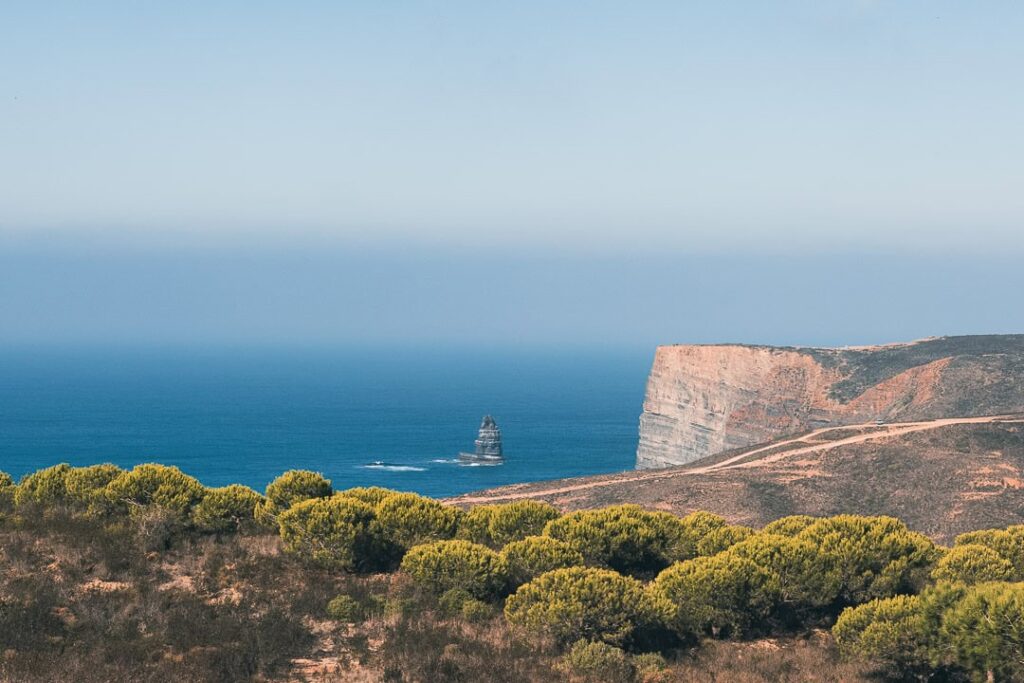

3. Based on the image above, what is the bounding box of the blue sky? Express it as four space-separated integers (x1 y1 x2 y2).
3 1 1022 250
1 2 1022 346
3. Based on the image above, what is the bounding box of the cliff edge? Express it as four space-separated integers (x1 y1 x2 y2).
636 334 1024 469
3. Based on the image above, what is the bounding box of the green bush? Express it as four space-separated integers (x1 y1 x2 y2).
941 582 1024 681
459 501 561 548
65 464 123 513
336 486 397 507
726 533 840 610
761 515 818 537
436 586 494 620
695 524 755 556
558 640 635 682
833 580 966 679
796 515 938 604
649 553 779 639
326 594 363 623
504 566 654 646
632 652 668 677
833 594 933 676
932 544 1015 585
400 540 509 601
104 464 206 514
193 484 265 532
374 492 462 550
15 463 125 515
256 470 332 523
954 527 1024 578
673 511 730 558
277 496 379 571
460 597 493 622
0 471 16 510
501 535 585 587
14 463 72 508
438 588 476 617
543 505 690 574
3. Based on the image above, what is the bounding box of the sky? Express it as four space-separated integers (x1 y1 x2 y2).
1 2 1022 348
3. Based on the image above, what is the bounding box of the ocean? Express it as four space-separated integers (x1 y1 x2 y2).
0 347 650 498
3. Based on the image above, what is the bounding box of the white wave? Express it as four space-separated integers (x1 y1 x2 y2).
459 461 503 467
431 458 460 463
360 463 427 472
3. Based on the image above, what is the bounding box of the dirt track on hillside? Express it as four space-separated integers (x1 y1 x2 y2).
449 414 1024 505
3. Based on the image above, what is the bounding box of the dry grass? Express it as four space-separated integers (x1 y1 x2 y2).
0 511 889 682
666 633 874 683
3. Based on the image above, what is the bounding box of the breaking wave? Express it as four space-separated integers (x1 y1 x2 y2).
360 462 427 472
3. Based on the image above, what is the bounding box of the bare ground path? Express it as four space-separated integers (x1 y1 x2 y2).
447 414 1024 505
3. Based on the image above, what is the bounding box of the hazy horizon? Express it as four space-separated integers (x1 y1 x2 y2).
3 237 1022 349
3 2 1023 349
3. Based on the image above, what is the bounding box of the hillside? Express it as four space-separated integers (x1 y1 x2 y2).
637 334 1024 468
451 415 1024 544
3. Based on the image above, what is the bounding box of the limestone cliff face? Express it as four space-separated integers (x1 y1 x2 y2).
636 335 1024 469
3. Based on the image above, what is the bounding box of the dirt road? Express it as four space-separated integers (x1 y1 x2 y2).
448 414 1024 505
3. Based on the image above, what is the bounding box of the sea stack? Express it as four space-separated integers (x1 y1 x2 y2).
459 415 504 463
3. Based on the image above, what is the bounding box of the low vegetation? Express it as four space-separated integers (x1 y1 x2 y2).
2 462 1024 681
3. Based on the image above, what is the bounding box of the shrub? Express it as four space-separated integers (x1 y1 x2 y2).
460 501 561 548
14 463 72 508
726 533 840 610
374 492 462 550
0 471 15 509
695 524 755 556
460 597 493 622
438 588 476 617
278 496 379 571
796 515 938 604
336 486 397 507
632 652 668 677
941 582 1024 681
559 640 635 682
649 553 779 639
954 527 1024 578
543 505 690 574
256 470 332 523
501 535 585 587
932 544 1015 585
326 594 363 623
833 594 933 677
674 511 730 558
504 567 654 646
400 540 509 601
104 464 206 514
833 582 964 678
193 484 264 532
761 515 818 537
65 464 123 513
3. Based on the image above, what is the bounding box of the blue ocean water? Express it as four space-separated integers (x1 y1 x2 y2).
0 347 649 498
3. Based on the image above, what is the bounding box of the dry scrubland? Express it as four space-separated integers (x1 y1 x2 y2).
2 465 1024 681
452 419 1024 545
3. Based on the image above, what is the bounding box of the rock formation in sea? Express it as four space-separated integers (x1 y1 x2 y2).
636 334 1024 469
460 415 503 462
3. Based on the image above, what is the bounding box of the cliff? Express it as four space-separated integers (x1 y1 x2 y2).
636 334 1024 469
